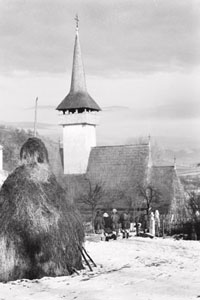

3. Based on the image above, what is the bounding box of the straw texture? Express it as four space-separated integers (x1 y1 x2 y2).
0 138 84 281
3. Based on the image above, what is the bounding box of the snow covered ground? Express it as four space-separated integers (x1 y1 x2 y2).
0 235 199 300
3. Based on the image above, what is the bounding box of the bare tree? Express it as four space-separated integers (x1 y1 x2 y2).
137 183 161 231
120 189 142 217
181 176 200 222
186 191 200 223
78 179 105 229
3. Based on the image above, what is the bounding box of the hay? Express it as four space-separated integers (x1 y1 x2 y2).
0 137 84 281
20 137 49 164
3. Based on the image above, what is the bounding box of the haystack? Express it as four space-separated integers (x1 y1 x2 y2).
0 137 84 281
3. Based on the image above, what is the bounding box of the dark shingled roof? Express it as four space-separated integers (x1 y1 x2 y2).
61 144 185 219
56 91 101 111
63 144 150 212
56 27 101 112
87 144 150 191
150 166 185 216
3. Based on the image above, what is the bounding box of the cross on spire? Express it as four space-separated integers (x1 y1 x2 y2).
75 14 79 30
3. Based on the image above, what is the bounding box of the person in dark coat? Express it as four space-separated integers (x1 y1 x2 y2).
120 211 131 238
103 212 116 241
111 208 120 237
94 210 104 234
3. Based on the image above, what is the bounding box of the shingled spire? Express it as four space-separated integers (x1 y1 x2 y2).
56 15 101 113
56 16 100 174
70 15 87 93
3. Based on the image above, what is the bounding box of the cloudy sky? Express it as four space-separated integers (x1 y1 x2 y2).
0 0 200 148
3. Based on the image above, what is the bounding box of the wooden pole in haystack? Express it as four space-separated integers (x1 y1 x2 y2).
78 245 93 271
82 246 97 267
34 97 38 137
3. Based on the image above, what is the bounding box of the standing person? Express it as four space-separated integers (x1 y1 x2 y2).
120 211 131 238
130 212 134 232
142 213 148 233
149 212 155 236
111 208 120 238
94 210 104 234
155 210 160 237
135 216 140 236
103 212 116 241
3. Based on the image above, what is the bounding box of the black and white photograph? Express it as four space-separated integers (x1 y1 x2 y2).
0 0 199 299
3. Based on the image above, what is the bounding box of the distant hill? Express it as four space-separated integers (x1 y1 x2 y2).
163 148 200 167
0 125 63 179
0 125 31 171
0 122 199 182
1 109 200 167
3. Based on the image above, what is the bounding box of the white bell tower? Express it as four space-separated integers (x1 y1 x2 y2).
56 16 101 175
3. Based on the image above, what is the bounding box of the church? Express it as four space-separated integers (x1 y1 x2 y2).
56 19 186 221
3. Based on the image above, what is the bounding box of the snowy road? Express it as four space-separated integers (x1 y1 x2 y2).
0 235 199 300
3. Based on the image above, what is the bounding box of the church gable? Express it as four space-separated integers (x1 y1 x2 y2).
150 166 185 217
84 144 150 207
62 144 185 220
87 144 149 189
62 144 150 210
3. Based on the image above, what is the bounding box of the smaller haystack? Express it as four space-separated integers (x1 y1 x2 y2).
0 137 84 281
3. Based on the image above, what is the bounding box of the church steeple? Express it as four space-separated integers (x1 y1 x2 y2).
56 16 101 113
56 17 100 175
70 14 87 93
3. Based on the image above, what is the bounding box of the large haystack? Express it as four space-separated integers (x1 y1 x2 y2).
0 137 84 281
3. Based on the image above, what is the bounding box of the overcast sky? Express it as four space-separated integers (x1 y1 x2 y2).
0 0 200 148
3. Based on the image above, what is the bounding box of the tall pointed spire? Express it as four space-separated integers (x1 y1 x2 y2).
70 14 87 93
56 16 100 175
57 15 101 112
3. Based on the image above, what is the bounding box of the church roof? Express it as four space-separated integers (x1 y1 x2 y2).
56 23 100 112
60 144 185 216
86 144 150 190
62 143 150 209
150 166 185 215
56 91 101 111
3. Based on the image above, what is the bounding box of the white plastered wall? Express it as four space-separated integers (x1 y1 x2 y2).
63 124 96 174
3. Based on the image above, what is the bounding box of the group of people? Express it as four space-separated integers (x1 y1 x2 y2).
94 209 131 241
94 208 161 241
